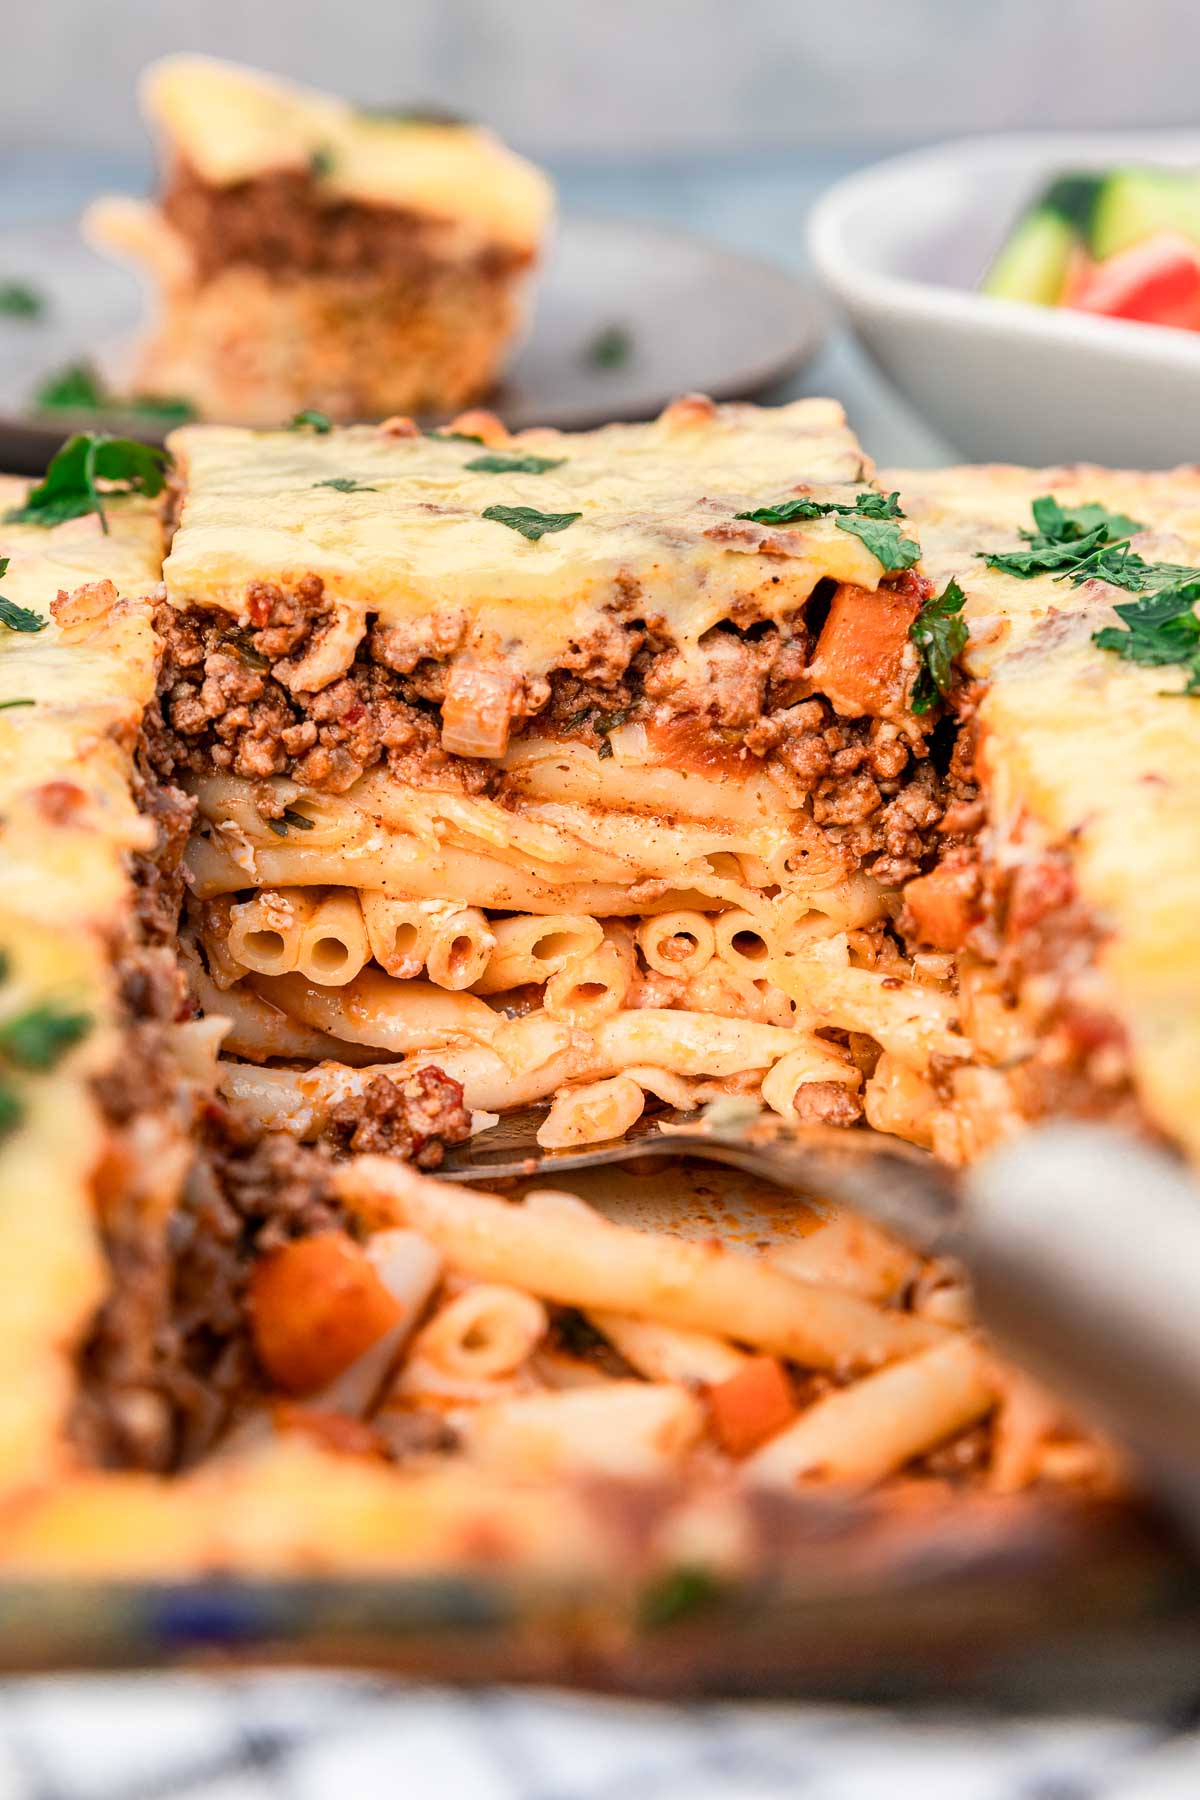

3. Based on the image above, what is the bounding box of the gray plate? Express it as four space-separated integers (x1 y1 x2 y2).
0 214 822 472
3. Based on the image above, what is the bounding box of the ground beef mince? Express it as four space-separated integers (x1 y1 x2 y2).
128 725 197 945
153 593 496 795
791 1079 865 1129
162 161 532 288
326 1069 471 1168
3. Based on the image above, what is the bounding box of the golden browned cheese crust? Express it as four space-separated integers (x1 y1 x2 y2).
891 462 1200 1163
0 487 163 1499
164 398 886 661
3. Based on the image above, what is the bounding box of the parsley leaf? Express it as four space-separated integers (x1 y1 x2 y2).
909 578 969 715
264 807 316 838
735 491 904 526
1093 580 1200 692
0 698 34 710
481 504 581 541
731 490 920 569
0 597 46 634
465 452 565 475
428 429 486 444
0 1003 91 1070
585 323 633 370
289 409 333 434
308 145 336 180
223 634 270 672
4 434 170 534
360 102 470 128
983 494 1148 584
124 393 195 423
838 514 922 571
0 282 45 320
35 361 105 412
313 477 378 493
0 1083 22 1141
636 1566 721 1631
32 361 193 423
0 560 45 635
1029 495 1145 544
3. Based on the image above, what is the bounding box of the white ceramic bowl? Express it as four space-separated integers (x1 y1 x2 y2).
809 132 1200 468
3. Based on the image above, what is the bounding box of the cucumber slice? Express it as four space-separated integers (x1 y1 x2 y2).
1091 168 1200 259
982 209 1075 306
1040 172 1106 234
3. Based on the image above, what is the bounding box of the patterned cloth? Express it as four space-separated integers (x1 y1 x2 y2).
1 1675 1199 1800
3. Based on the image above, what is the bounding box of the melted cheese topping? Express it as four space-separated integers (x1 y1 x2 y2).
0 483 163 1493
165 398 886 670
143 56 553 254
891 461 1200 1164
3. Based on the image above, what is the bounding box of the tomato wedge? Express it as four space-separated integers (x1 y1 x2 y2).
1068 232 1200 329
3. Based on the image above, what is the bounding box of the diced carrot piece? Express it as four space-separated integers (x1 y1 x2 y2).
248 1231 403 1396
902 860 980 952
808 582 922 717
707 1356 796 1458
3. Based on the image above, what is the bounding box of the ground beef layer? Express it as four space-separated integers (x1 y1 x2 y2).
153 573 973 889
163 162 532 286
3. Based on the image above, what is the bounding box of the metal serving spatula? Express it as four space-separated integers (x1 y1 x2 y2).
441 1110 1200 1542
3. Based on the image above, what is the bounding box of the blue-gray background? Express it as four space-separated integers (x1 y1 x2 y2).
3 0 1194 164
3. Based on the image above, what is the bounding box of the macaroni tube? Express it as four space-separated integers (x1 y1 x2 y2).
295 890 371 988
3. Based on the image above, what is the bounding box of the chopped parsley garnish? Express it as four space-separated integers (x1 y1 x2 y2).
1029 495 1146 544
0 561 45 634
585 323 634 370
224 634 270 672
266 807 316 837
981 494 1150 584
123 393 195 423
0 597 46 634
0 1083 22 1141
288 409 333 434
360 102 470 127
308 145 336 180
0 1003 91 1071
465 452 565 475
0 281 45 320
736 490 904 527
4 433 170 535
428 429 486 445
839 514 922 571
481 504 581 541
734 491 920 572
35 361 105 412
910 578 968 715
982 492 1200 692
636 1565 721 1631
1093 580 1200 693
314 477 378 493
0 698 34 711
32 361 193 422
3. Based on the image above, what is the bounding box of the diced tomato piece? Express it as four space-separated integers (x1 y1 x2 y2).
902 858 981 952
808 582 922 718
707 1356 796 1458
1069 232 1200 330
1060 245 1097 308
249 1230 403 1395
